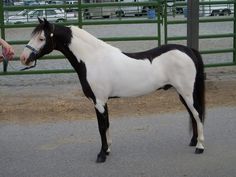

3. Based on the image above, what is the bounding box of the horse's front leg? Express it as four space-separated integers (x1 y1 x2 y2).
95 103 111 163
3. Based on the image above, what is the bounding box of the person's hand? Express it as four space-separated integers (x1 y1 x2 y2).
2 41 14 60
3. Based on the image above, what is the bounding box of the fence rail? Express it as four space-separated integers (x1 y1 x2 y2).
165 0 236 67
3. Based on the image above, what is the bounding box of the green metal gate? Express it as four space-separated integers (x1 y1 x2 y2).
164 0 236 67
0 0 235 76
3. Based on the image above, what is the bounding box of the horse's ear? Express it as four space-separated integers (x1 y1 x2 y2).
43 18 51 29
43 18 50 25
38 17 43 24
43 18 50 28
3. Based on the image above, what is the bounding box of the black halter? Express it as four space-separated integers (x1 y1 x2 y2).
20 45 39 71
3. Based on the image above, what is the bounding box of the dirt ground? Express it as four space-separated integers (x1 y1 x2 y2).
0 67 236 124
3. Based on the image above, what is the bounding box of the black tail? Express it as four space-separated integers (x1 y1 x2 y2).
191 48 205 123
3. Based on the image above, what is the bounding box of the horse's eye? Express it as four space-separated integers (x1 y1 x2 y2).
39 38 45 42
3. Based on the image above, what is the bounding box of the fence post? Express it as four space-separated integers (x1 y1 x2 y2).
0 1 4 38
78 0 83 28
187 0 199 50
0 0 8 72
164 0 168 44
234 0 236 65
157 0 161 47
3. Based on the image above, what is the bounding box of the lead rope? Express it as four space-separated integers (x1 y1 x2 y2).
20 59 37 71
2 55 37 71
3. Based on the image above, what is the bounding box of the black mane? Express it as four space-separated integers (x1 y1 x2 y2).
32 23 45 36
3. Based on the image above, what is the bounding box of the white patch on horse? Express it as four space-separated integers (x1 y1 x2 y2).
95 100 105 113
29 31 46 52
68 26 119 63
106 128 112 153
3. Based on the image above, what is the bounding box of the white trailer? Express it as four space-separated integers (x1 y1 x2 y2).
83 0 116 19
202 0 234 16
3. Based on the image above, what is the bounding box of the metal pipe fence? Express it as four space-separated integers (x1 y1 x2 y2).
0 0 235 75
164 0 236 67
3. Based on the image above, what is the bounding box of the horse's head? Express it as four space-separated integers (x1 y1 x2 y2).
20 18 55 66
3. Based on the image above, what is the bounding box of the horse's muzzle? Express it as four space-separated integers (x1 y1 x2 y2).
21 44 39 65
26 52 37 65
20 52 36 66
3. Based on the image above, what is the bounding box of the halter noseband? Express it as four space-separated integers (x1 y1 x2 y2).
25 44 39 56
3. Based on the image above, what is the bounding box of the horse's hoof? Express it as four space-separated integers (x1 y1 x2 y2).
195 148 204 154
96 153 106 163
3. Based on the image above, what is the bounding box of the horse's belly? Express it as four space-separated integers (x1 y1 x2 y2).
112 88 156 98
109 61 166 97
110 76 163 98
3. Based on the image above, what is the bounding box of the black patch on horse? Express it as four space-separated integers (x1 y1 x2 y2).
53 25 97 103
158 84 172 90
123 44 196 63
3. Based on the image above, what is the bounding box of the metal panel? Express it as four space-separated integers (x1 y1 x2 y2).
0 0 236 76
164 0 236 67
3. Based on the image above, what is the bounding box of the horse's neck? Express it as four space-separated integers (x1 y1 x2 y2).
68 26 119 62
72 27 103 47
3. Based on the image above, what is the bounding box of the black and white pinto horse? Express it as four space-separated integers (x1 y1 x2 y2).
20 18 205 163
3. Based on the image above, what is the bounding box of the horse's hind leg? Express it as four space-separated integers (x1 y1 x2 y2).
179 95 198 146
189 119 198 147
179 93 204 153
95 103 111 163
